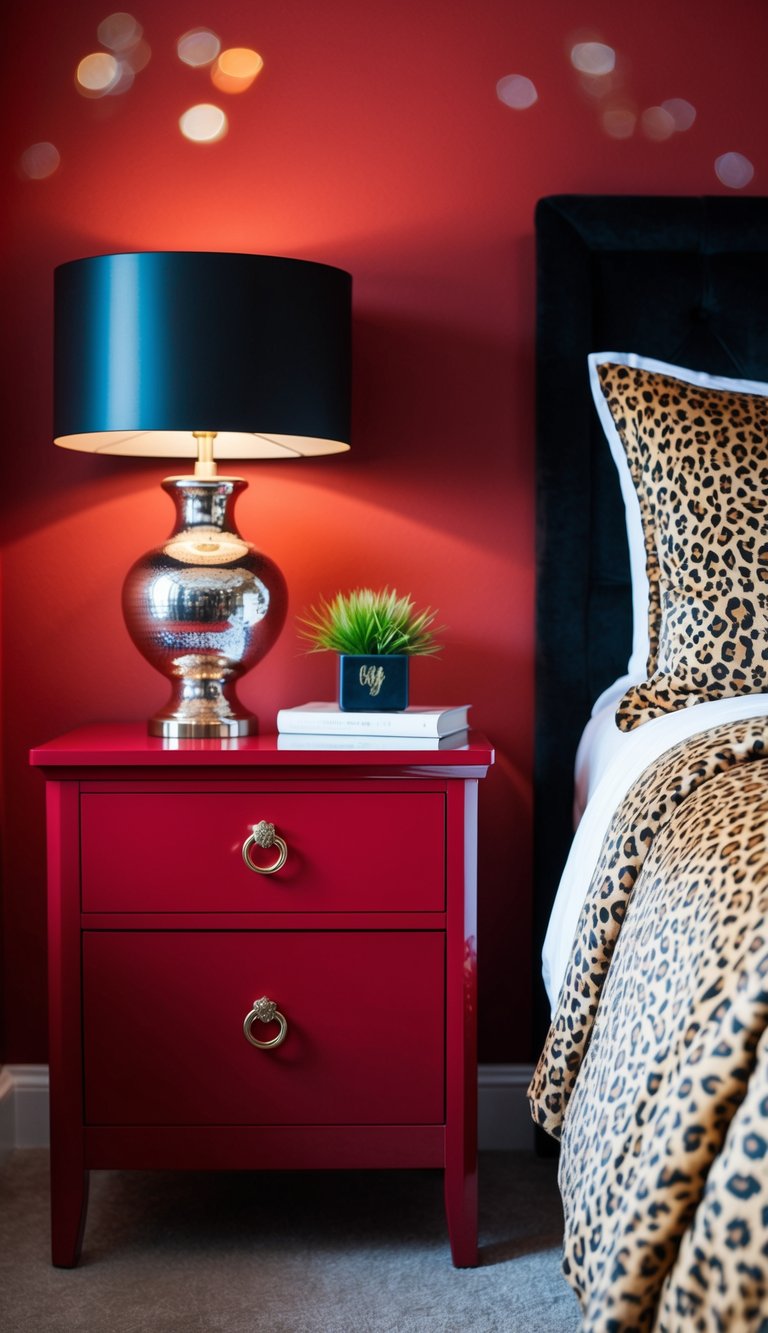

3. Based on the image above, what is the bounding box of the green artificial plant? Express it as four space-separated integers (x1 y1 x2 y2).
299 587 442 657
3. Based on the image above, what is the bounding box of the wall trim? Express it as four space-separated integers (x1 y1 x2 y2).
1 1065 50 1151
0 1066 16 1156
0 1063 535 1153
478 1063 535 1151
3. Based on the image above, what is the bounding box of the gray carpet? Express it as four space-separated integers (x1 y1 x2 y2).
0 1150 581 1332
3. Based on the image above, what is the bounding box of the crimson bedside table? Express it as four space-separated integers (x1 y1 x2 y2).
31 724 494 1268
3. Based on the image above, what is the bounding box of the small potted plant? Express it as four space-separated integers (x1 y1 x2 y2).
298 587 442 710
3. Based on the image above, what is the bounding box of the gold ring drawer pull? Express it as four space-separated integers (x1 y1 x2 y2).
243 996 288 1049
242 820 288 874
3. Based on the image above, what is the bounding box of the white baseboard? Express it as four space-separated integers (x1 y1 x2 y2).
0 1066 50 1153
12 1066 51 1148
478 1064 535 1151
0 1067 16 1157
0 1063 535 1154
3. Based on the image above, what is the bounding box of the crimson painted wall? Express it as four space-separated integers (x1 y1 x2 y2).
2 0 766 1064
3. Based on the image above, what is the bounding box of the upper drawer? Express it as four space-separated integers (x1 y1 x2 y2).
80 791 445 912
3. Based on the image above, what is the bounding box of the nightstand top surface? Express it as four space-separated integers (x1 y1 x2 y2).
30 723 494 774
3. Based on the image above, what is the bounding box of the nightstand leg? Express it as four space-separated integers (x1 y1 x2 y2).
51 1153 90 1267
444 1135 479 1267
444 779 480 1267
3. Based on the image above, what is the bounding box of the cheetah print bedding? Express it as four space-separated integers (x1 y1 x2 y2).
595 364 768 732
529 718 768 1331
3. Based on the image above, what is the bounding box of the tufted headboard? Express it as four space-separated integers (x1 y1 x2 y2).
533 193 768 1043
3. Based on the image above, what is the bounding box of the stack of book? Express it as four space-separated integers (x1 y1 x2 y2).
275 702 471 749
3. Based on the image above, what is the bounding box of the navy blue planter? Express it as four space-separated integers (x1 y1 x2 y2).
338 654 409 711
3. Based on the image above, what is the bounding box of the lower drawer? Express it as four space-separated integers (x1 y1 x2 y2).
83 931 445 1126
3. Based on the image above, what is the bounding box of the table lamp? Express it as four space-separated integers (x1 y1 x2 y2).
53 251 351 739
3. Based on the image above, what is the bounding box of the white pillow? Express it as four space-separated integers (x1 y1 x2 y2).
588 351 768 678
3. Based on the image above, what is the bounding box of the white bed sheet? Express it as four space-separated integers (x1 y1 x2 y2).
573 674 640 824
543 692 768 1014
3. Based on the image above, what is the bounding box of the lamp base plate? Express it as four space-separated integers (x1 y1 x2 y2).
149 715 258 740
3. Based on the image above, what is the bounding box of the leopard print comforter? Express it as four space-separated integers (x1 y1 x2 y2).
529 717 768 1332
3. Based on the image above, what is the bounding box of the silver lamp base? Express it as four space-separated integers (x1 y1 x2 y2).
122 475 287 740
148 673 260 739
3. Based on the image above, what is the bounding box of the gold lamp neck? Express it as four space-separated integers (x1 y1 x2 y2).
192 431 218 478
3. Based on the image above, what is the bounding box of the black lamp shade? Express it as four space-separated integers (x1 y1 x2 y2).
54 251 352 458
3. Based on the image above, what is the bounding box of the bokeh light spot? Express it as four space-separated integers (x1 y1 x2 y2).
578 71 618 101
715 152 755 189
179 103 228 143
496 74 538 110
641 106 676 141
20 142 61 180
76 51 120 95
602 106 636 139
124 38 151 73
211 47 264 94
178 28 221 68
97 12 142 52
570 42 615 76
662 98 696 131
108 60 135 95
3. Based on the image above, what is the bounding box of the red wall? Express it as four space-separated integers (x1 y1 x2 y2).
2 0 766 1064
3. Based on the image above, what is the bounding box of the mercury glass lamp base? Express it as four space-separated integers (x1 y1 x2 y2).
122 474 288 745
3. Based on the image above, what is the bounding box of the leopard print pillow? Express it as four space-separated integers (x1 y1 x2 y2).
596 362 768 730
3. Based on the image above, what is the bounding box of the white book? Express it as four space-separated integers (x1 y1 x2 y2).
277 729 470 751
276 701 471 738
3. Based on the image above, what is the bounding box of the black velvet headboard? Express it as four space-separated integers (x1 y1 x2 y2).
533 193 768 1042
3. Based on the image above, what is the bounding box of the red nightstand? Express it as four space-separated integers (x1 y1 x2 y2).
31 725 494 1267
